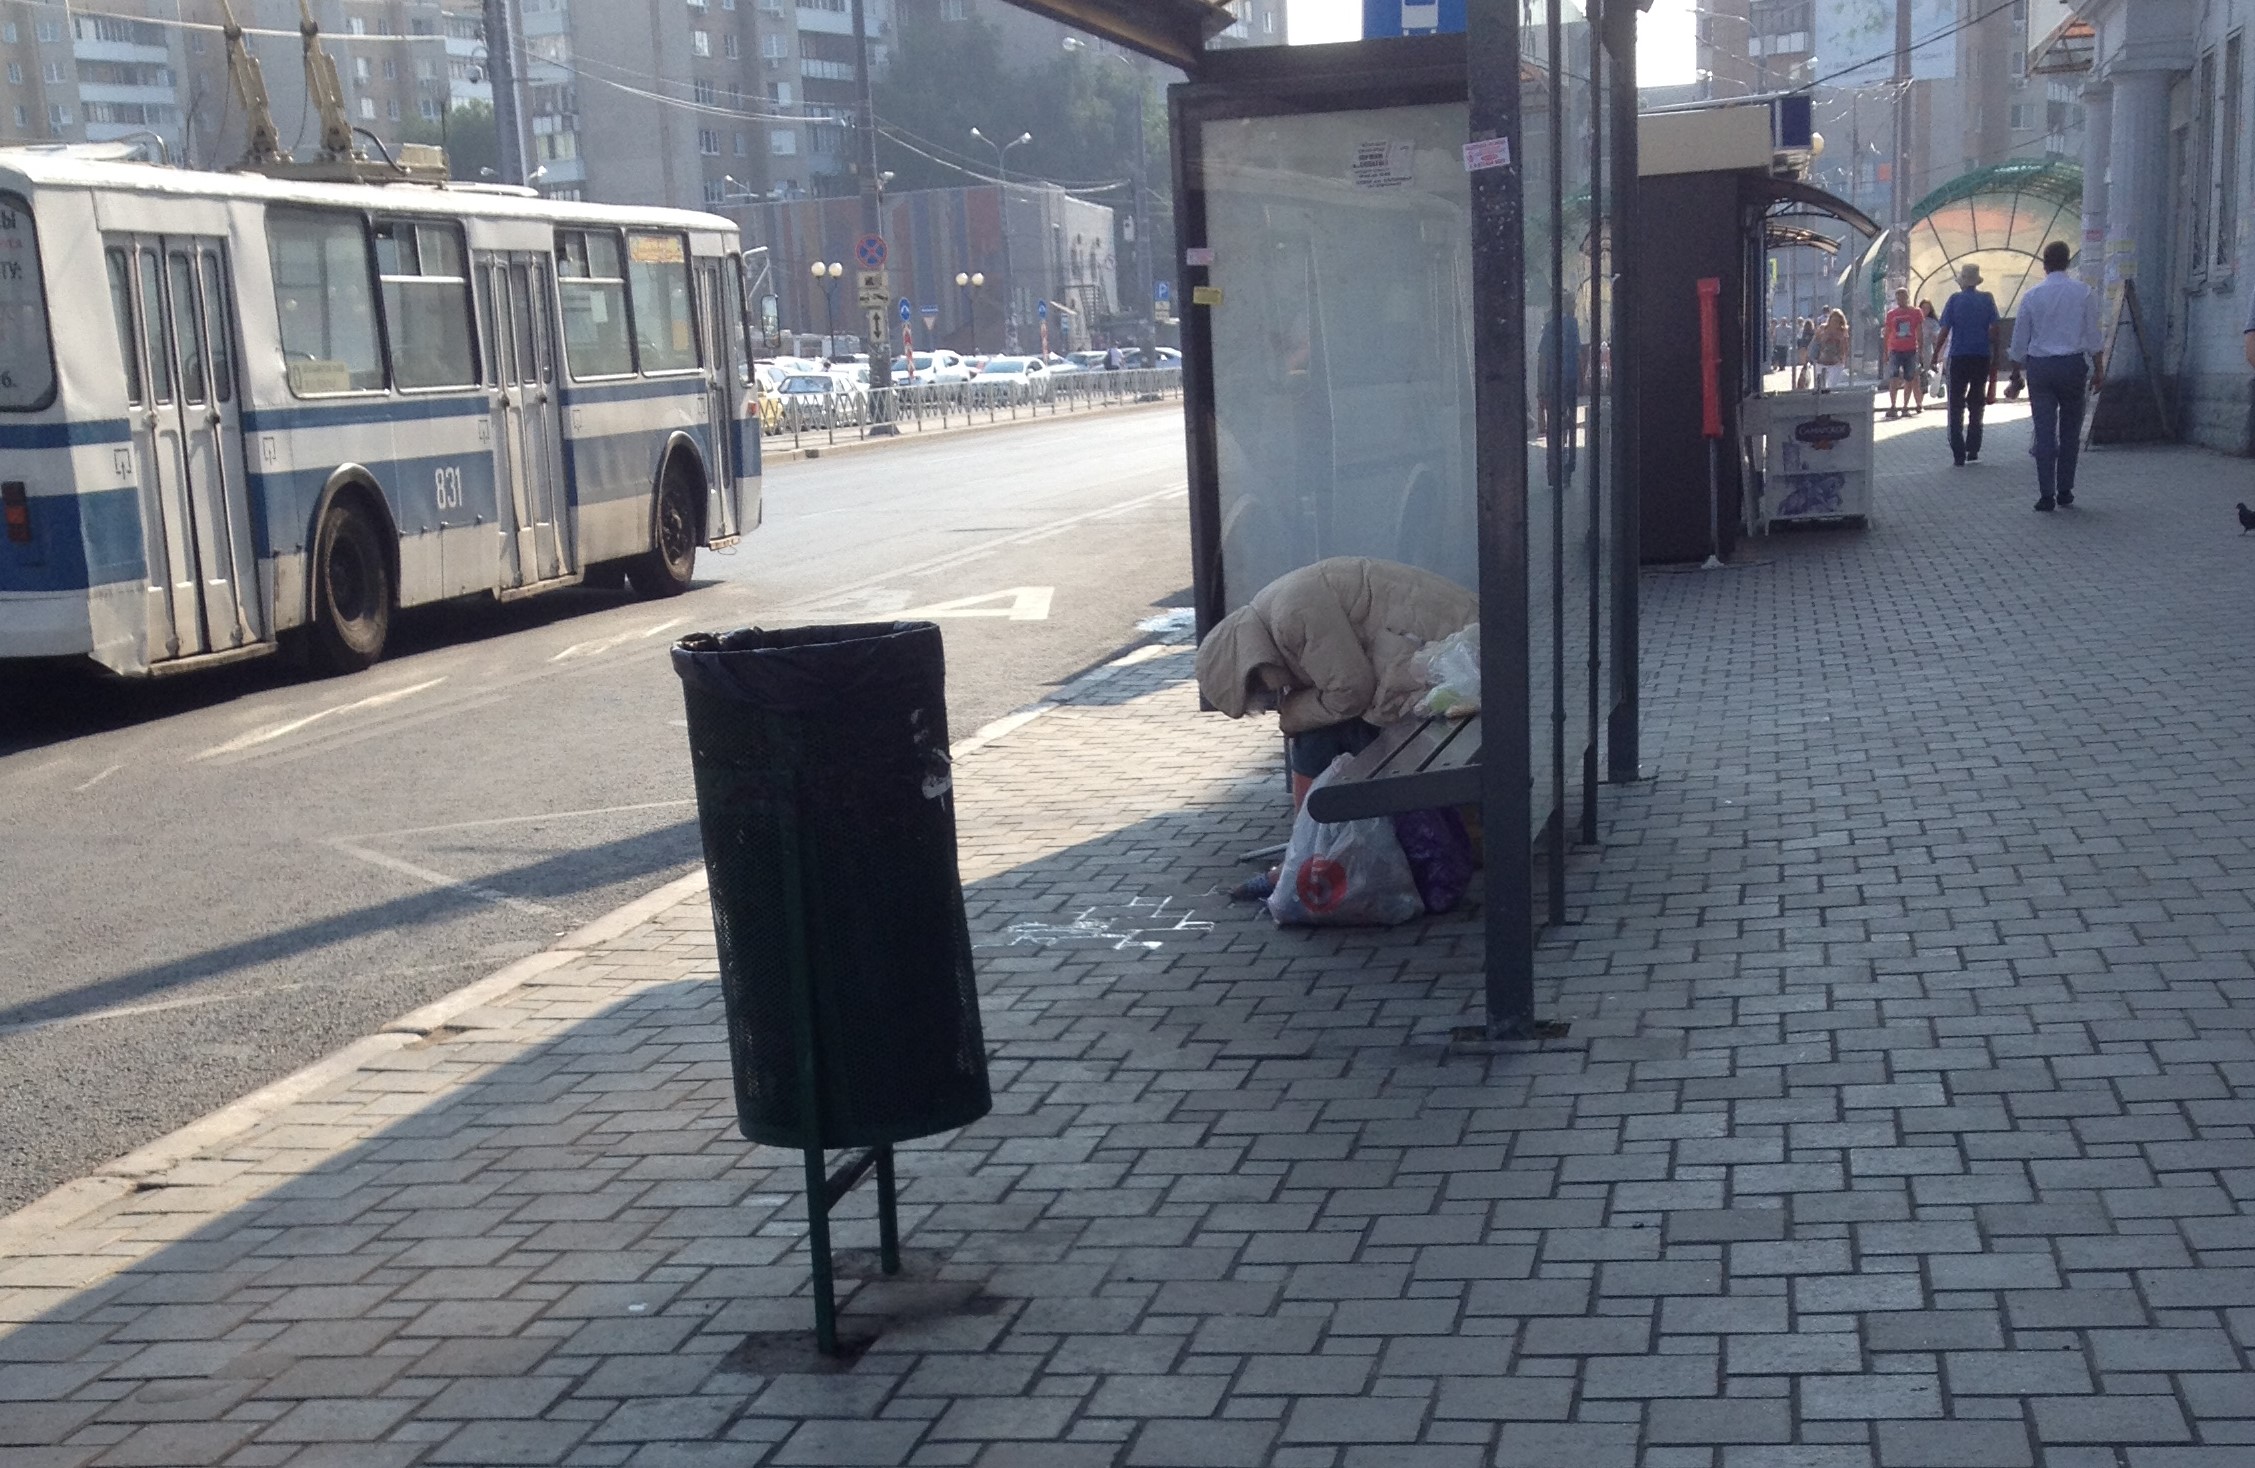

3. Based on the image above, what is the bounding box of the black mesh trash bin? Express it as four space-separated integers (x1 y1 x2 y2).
672 621 991 1151
674 621 992 1353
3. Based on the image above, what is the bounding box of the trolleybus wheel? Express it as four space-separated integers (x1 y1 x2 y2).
310 497 391 673
627 461 699 599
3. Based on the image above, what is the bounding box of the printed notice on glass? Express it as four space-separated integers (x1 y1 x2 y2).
1350 140 1415 189
0 200 53 407
1461 136 1512 173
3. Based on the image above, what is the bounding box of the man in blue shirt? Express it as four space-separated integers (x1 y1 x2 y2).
2008 240 2106 511
1930 262 2000 467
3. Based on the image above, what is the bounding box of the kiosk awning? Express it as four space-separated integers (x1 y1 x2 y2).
1750 175 1881 239
992 0 1237 71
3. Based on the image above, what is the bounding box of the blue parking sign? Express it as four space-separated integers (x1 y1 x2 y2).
1154 280 1172 303
1363 0 1464 36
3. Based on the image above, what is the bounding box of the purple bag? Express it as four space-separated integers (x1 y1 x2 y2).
1391 807 1474 914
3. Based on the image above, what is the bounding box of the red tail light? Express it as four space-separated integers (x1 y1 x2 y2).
1 482 28 546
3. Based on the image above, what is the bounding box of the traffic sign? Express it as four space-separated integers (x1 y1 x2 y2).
896 297 913 324
1154 280 1172 303
920 304 938 327
854 234 888 269
1036 299 1048 320
856 269 887 309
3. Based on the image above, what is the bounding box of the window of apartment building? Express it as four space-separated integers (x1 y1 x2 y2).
45 104 69 133
383 58 397 80
2008 102 2034 132
723 0 736 10
354 55 372 81
704 179 726 204
41 62 63 84
416 59 437 81
941 0 966 18
690 0 709 8
733 131 745 156
723 33 739 59
698 128 721 155
693 30 711 57
771 127 797 155
5 65 19 86
35 21 62 44
2219 34 2244 272
387 98 400 121
419 98 440 121
348 17 366 35
767 81 791 104
695 80 716 106
1 24 15 44
763 35 788 60
359 96 376 119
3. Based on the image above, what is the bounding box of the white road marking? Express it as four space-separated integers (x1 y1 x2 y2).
72 764 121 793
191 679 446 761
897 586 1053 621
0 981 317 1041
329 839 560 917
551 617 688 662
767 483 1185 617
350 798 697 842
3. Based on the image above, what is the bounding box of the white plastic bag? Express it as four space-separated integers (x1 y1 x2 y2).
1415 623 1481 717
1267 757 1424 927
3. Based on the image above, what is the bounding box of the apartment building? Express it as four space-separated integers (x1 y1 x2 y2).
0 0 193 153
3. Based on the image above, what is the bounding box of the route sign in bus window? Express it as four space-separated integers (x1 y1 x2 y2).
270 210 383 394
0 194 55 409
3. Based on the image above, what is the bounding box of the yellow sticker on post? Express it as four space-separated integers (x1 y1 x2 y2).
1192 285 1223 307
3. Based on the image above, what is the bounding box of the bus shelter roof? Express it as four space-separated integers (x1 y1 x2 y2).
1843 158 2085 317
992 0 1238 70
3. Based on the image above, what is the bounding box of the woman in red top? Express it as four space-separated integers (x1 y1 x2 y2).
1882 287 1924 418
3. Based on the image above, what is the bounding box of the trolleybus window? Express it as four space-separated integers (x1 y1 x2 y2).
167 251 208 404
626 230 698 372
201 249 233 403
0 192 55 409
554 227 634 378
374 217 475 389
105 247 142 406
269 209 383 394
137 250 172 404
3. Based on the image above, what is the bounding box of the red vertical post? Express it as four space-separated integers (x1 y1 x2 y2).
1697 276 1724 439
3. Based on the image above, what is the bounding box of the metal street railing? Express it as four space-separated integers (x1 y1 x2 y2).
762 367 1184 451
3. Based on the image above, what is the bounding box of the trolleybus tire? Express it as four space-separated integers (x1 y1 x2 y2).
627 460 700 599
309 497 392 673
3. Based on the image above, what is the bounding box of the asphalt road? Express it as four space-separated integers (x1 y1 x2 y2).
0 407 1191 1215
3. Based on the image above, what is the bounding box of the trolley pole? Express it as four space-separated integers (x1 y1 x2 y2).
1889 0 1912 287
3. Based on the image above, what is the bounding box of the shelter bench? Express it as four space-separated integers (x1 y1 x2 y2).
1303 713 1483 823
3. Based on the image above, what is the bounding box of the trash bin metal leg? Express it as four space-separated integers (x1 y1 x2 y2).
876 1144 900 1276
801 1143 840 1356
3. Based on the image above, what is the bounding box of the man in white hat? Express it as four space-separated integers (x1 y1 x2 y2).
1930 261 2000 467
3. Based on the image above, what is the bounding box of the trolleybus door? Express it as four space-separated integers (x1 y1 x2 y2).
110 238 257 660
481 253 567 586
694 256 741 541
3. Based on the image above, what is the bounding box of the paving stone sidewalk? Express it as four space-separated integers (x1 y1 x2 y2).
5 405 2255 1467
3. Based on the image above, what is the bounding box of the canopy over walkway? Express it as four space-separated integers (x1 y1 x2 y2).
1843 158 2084 316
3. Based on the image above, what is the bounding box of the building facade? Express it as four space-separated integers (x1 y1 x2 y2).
2039 0 2252 452
758 182 1115 356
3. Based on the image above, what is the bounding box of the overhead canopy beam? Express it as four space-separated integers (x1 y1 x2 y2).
993 0 1237 71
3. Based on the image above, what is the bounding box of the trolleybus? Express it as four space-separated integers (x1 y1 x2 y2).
0 143 759 676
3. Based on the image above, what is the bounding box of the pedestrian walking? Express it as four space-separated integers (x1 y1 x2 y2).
1882 288 1923 418
1917 300 1939 411
1810 309 1849 389
1930 263 1999 466
2009 240 2106 511
1770 313 1793 376
1795 314 1816 389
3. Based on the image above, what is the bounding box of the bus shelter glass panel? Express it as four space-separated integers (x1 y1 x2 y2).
1201 102 1476 609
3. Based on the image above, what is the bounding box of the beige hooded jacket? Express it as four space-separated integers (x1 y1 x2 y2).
1195 557 1477 736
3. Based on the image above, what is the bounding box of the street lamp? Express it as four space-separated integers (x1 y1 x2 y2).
812 260 844 358
1063 36 1153 360
970 126 1032 351
954 269 985 352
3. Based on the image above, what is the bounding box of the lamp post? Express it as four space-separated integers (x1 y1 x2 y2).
1062 36 1152 361
970 126 1032 352
954 270 985 353
812 260 844 358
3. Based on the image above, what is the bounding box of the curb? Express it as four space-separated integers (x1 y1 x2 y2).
0 633 1199 1253
761 394 1178 465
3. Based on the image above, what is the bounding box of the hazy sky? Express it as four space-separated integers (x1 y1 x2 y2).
1286 0 1699 85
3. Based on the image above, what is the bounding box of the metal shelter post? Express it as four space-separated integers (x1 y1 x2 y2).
1468 0 1535 1037
1604 0 1641 786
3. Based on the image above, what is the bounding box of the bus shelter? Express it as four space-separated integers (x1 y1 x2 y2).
1153 9 1640 1037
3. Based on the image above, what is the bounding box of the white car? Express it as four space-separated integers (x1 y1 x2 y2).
969 355 1055 403
889 349 972 385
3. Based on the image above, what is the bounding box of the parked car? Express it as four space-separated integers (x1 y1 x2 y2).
774 372 845 427
968 355 1055 404
888 349 973 384
1066 350 1111 371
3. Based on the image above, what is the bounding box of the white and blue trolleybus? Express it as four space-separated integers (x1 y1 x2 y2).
0 144 759 675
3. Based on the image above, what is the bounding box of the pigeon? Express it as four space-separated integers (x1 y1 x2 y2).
2241 503 2255 534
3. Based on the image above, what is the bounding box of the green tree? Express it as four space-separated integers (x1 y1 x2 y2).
401 100 498 183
